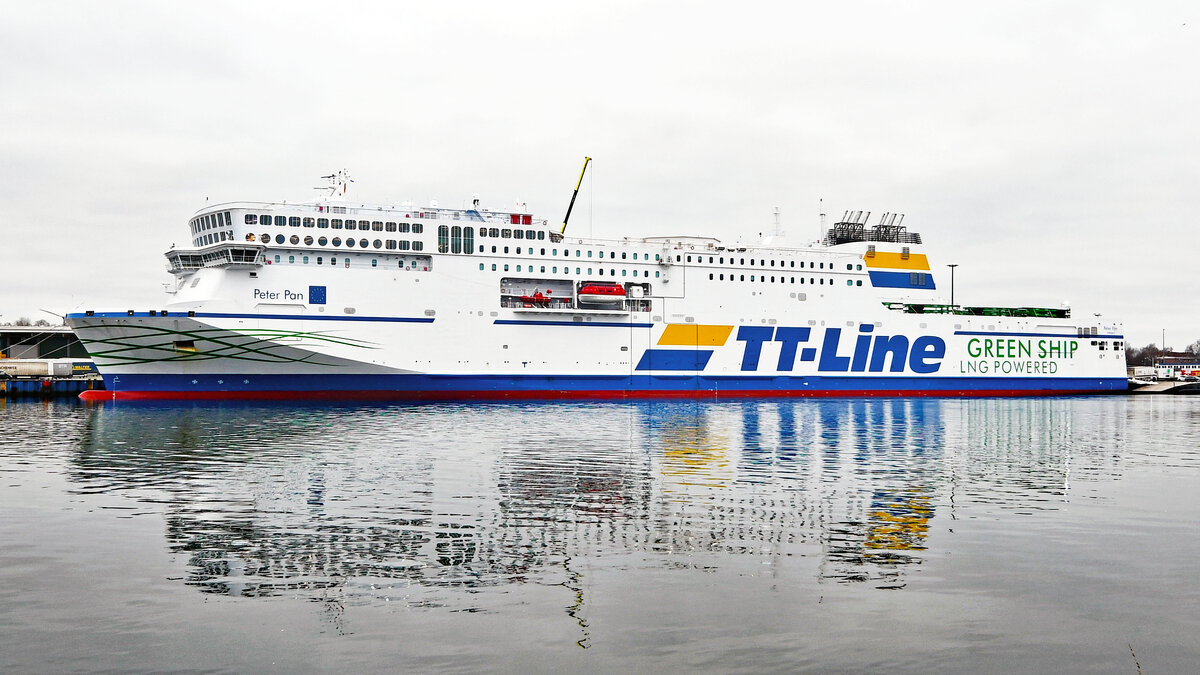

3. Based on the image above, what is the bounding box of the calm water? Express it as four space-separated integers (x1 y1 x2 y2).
2 396 1198 672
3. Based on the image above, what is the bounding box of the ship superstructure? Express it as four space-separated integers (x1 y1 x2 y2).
66 172 1127 400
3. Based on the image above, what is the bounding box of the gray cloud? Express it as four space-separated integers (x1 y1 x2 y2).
1 1 1196 346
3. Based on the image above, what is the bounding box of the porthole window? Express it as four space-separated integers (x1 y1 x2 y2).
304 236 313 245
261 232 270 242
373 239 382 249
275 234 285 244
318 236 328 246
359 238 368 248
332 237 342 246
290 234 300 244
346 238 355 248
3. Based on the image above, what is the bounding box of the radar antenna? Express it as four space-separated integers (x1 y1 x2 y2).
314 169 353 200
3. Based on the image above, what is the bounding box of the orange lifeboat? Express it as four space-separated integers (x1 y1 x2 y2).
578 283 626 304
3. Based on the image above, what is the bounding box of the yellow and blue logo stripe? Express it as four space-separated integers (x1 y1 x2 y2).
864 251 936 289
635 324 733 371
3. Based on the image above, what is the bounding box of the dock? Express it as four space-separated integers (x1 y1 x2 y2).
1129 380 1200 395
1 377 106 398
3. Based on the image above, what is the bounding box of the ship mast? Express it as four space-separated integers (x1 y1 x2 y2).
560 157 592 234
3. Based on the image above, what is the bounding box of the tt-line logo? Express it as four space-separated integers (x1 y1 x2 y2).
734 325 946 373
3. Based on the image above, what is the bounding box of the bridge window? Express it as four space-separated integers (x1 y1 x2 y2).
331 219 342 229
244 214 257 224
303 218 314 228
372 221 383 232
289 217 301 227
317 218 329 228
411 224 423 234
450 227 462 253
359 222 370 232
386 222 397 232
438 225 449 253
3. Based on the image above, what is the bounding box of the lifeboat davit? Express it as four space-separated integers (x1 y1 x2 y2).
578 283 626 304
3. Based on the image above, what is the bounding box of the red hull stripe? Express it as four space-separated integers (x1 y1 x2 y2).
79 388 1119 402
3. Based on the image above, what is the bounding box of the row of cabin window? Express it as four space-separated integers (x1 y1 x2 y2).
477 227 546 240
680 254 862 271
479 263 662 278
270 255 430 271
191 212 233 234
708 272 864 287
482 246 660 260
246 214 425 234
195 232 232 246
437 225 475 253
257 233 425 251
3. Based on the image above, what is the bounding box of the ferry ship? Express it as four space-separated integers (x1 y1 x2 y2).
66 170 1127 400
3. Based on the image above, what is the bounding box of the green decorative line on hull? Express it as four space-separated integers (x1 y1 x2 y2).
72 323 379 367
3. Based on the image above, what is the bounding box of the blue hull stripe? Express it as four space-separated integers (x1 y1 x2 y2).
868 271 936 290
67 311 434 323
96 373 1128 394
954 330 1124 339
495 319 654 328
635 349 715 371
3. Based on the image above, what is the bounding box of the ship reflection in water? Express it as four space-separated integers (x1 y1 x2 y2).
65 398 1109 610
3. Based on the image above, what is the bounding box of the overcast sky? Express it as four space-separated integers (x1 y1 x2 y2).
2 1 1196 347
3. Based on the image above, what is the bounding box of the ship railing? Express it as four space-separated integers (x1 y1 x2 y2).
232 200 546 227
884 302 1070 319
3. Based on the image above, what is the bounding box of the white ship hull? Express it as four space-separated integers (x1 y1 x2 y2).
66 191 1127 400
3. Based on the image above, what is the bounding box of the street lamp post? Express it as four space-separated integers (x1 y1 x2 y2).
947 264 958 308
